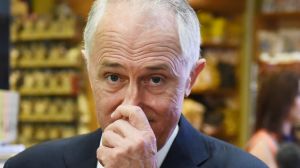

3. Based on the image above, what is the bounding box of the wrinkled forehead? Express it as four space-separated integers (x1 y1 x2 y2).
94 2 180 44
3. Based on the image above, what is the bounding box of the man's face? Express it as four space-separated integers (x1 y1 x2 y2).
87 6 191 149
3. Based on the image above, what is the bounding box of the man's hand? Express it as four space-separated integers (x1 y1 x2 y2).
97 105 157 168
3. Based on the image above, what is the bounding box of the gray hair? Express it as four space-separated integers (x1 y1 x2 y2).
83 0 201 73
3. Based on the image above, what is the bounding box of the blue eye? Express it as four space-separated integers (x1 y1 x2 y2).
107 74 120 83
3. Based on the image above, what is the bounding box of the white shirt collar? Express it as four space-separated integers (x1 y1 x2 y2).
97 125 179 168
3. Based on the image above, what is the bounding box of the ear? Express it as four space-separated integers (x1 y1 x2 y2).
81 49 88 66
81 50 93 88
185 58 206 97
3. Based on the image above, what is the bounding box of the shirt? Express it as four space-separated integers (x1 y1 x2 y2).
97 125 179 168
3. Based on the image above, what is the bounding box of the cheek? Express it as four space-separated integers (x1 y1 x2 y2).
145 87 184 129
92 85 123 128
146 84 184 114
145 90 183 148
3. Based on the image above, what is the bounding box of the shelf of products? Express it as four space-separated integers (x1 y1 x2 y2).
261 0 300 14
197 12 242 47
10 13 76 42
10 70 80 96
10 43 81 69
18 123 77 146
256 0 300 70
18 97 77 122
182 1 245 145
257 29 300 64
9 1 91 147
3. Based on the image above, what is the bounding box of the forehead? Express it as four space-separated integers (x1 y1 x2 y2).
93 2 181 49
102 2 176 29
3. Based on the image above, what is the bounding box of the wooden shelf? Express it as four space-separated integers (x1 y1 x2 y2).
201 42 239 49
190 88 237 97
189 0 244 14
12 61 81 69
19 90 77 96
260 12 300 21
256 10 300 72
19 115 75 123
12 34 77 43
258 61 300 75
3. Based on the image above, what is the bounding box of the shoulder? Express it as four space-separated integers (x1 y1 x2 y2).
247 130 278 155
4 129 101 168
176 116 267 167
200 134 268 168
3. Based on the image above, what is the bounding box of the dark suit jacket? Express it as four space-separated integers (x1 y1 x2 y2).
4 116 267 168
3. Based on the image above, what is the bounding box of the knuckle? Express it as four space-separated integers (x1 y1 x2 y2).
133 106 142 112
114 119 123 126
102 130 109 138
104 123 113 131
123 144 133 155
112 149 123 159
142 131 155 143
101 131 111 143
97 147 104 161
135 136 147 151
132 137 148 156
148 133 156 143
104 130 114 137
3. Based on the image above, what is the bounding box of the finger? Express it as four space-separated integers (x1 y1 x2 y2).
97 146 117 167
97 146 109 167
102 130 125 148
105 119 139 138
111 105 150 130
97 145 130 168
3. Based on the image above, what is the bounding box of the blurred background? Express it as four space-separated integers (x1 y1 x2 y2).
1 0 300 166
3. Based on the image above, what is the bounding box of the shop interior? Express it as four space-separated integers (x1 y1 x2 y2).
1 0 300 166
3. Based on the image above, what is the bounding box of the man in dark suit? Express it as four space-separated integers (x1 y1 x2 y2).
5 0 267 167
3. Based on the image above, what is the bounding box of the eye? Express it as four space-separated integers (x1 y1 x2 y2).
149 76 163 86
106 74 120 83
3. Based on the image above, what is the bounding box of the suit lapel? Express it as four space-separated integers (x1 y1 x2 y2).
161 116 210 168
63 129 102 168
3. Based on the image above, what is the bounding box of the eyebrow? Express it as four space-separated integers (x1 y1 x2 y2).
145 64 171 71
100 61 125 69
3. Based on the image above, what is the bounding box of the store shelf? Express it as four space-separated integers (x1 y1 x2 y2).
12 61 81 69
19 90 78 96
201 42 239 49
185 0 245 146
12 34 77 43
190 0 244 14
260 12 300 21
258 61 300 75
9 0 92 147
191 88 236 97
19 115 75 123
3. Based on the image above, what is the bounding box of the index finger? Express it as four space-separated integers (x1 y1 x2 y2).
111 105 151 130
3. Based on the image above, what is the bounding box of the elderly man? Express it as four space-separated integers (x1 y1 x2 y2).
4 0 267 167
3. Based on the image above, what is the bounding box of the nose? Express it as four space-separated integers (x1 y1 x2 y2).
122 82 141 106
